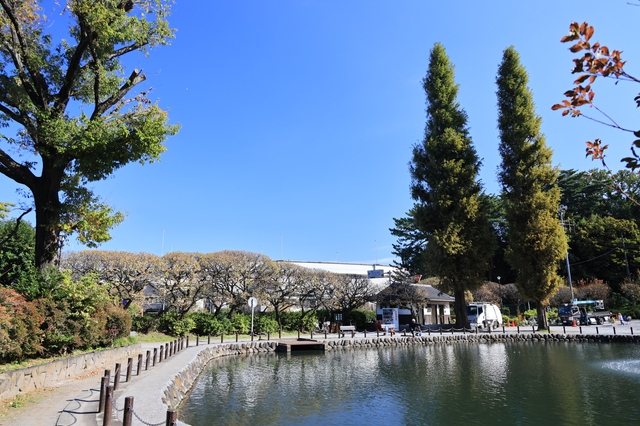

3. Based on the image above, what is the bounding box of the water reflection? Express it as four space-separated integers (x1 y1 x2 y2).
180 343 640 425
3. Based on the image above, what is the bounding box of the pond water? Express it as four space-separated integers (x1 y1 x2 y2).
180 342 640 425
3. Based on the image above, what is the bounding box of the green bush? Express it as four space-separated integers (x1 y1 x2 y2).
231 313 250 334
36 272 120 354
104 304 132 344
346 310 376 328
187 312 231 336
279 311 301 331
256 314 279 333
158 312 195 336
131 314 159 334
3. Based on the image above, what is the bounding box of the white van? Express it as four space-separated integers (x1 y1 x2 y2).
466 303 502 329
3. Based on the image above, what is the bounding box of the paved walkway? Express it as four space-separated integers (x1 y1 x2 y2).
1 321 638 426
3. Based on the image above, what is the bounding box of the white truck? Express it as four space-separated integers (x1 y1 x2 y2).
466 303 503 330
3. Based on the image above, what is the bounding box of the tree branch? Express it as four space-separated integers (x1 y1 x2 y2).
91 69 146 119
0 147 36 188
0 0 49 108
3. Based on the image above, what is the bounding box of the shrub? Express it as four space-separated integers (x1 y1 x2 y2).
0 287 43 362
231 313 250 334
103 304 132 344
36 272 121 354
157 312 195 336
346 310 376 328
256 314 279 333
131 314 159 334
188 312 229 336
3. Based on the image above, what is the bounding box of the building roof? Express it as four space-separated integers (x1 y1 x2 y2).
377 283 454 303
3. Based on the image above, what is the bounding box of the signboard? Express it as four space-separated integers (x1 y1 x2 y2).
248 297 258 309
367 269 384 279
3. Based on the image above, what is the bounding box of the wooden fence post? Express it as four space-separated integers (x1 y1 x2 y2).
137 354 143 375
125 358 133 382
103 385 113 426
98 375 108 413
153 348 157 366
145 351 150 370
113 363 121 390
123 396 134 426
166 409 177 426
159 344 163 363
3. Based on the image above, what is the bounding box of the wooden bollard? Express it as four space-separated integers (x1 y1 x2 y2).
125 358 133 382
166 409 177 426
104 369 111 384
268 331 271 341
103 385 113 426
123 396 134 426
186 335 190 348
236 332 239 342
99 375 108 413
159 345 163 363
196 335 199 346
145 351 150 370
169 341 173 357
137 354 143 375
208 335 211 344
164 343 168 359
113 363 121 390
153 348 157 366
221 334 224 343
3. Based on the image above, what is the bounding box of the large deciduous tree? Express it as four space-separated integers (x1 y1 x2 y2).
0 1 179 269
496 46 567 330
409 42 493 328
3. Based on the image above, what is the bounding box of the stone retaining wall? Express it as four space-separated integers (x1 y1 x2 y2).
0 344 141 401
163 341 277 408
161 333 639 412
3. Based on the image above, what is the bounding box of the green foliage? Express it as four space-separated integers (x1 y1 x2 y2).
496 46 567 324
36 272 126 355
231 313 250 334
346 310 377 328
0 288 43 362
409 42 493 327
390 209 428 277
0 220 38 296
131 315 159 334
0 1 179 267
104 304 132 342
187 312 229 336
256 314 279 333
157 312 195 337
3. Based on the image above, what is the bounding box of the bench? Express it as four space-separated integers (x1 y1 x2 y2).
339 325 356 338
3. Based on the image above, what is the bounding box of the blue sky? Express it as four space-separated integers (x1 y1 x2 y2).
2 1 640 264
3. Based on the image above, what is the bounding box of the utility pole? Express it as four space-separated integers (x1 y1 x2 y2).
559 205 574 301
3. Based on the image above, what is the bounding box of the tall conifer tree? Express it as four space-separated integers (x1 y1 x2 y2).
496 46 567 330
410 43 492 328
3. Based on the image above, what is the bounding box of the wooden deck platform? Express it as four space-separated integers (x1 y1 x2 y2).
276 339 326 353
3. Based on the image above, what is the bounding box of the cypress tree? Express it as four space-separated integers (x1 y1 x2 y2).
496 46 567 330
410 43 493 328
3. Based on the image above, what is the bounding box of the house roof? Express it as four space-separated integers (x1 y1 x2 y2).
377 283 454 303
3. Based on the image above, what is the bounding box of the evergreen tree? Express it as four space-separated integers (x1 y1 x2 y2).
409 43 493 328
389 207 428 281
496 46 567 330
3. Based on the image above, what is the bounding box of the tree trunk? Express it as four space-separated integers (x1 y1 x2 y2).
453 287 469 329
32 166 64 270
536 303 549 331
